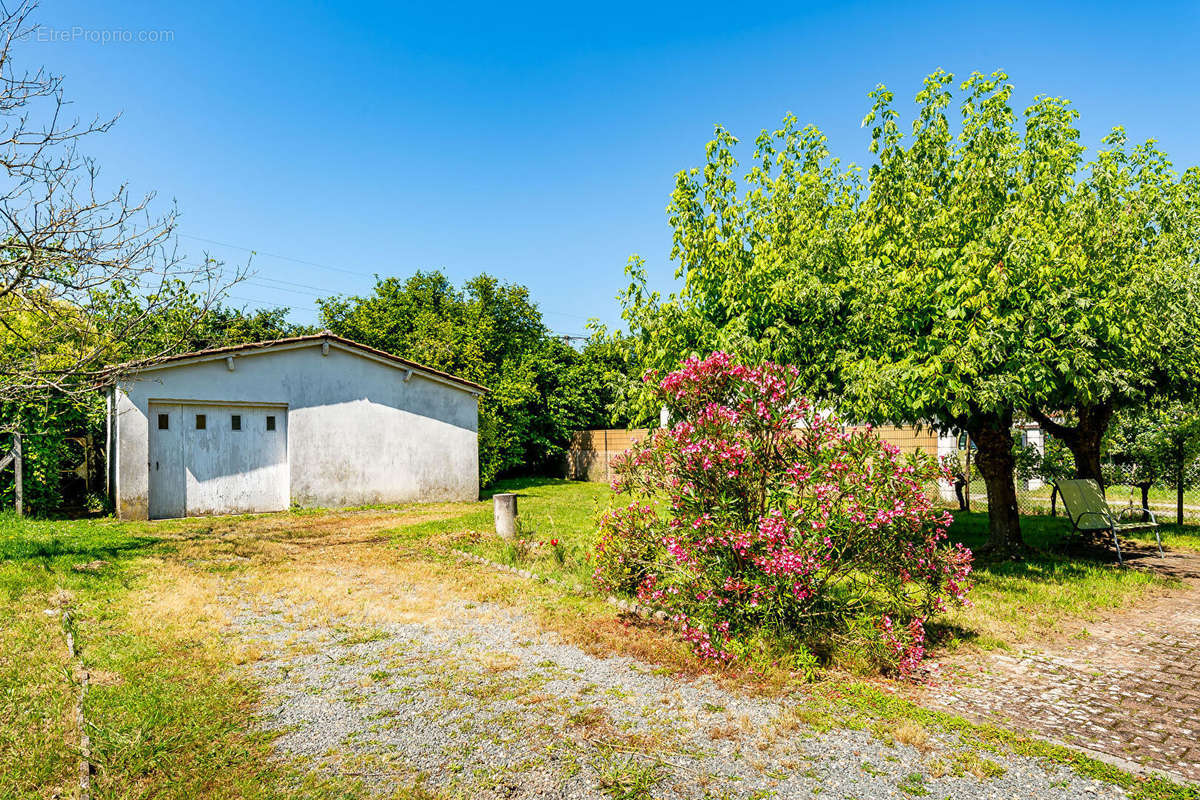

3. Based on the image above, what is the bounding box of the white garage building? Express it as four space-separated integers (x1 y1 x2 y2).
105 333 484 520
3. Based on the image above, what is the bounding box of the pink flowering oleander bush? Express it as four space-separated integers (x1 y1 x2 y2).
591 352 973 678
593 502 661 595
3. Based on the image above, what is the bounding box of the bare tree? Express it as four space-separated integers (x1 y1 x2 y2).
0 1 238 409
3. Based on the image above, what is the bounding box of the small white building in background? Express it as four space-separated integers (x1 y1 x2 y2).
105 333 484 520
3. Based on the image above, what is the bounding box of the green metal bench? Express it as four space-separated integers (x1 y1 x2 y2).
1055 479 1163 566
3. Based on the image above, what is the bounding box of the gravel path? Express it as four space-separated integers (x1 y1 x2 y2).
224 580 1130 800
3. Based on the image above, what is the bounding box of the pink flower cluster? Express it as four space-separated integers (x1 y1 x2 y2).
592 352 973 674
880 615 927 679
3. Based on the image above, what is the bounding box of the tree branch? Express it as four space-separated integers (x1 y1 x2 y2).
1028 407 1076 443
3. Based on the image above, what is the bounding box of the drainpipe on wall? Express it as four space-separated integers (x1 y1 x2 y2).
105 388 112 500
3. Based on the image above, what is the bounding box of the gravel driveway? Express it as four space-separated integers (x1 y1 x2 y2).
226 577 1130 800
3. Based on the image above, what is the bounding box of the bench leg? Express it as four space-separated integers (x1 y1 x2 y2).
1155 528 1164 559
1112 527 1124 567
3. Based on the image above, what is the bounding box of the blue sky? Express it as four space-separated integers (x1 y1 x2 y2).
26 1 1200 335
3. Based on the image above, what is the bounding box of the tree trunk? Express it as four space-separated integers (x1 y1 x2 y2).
1069 439 1104 486
1030 402 1113 488
1068 404 1112 487
1139 483 1151 523
12 431 21 517
968 411 1024 557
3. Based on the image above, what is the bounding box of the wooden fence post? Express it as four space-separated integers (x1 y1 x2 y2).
603 428 610 485
13 432 22 517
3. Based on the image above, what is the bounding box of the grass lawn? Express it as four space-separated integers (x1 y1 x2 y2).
461 477 617 590
1131 522 1200 552
461 480 1187 652
938 512 1187 649
2 481 1195 800
0 512 368 800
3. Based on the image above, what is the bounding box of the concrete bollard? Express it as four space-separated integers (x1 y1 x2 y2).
493 493 518 539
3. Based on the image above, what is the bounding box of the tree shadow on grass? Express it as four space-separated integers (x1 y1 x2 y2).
924 618 984 650
947 510 1145 570
0 534 161 564
480 476 581 500
950 510 1200 583
0 514 163 565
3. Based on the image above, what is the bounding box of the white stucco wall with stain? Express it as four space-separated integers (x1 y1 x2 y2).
110 337 481 520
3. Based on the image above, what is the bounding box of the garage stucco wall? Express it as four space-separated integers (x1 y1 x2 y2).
113 343 479 519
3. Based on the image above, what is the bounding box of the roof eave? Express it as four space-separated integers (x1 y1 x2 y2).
105 333 488 395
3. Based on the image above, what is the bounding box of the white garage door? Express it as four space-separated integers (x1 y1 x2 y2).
148 403 289 519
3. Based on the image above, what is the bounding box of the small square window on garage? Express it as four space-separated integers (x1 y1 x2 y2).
266 415 276 431
157 413 169 430
231 414 242 431
195 414 206 430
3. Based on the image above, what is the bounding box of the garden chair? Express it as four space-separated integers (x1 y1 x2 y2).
1055 479 1163 566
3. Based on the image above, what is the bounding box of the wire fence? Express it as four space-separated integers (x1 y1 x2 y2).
943 460 1200 525
565 426 1200 526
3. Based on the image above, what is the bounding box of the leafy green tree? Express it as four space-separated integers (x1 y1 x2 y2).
318 271 629 485
624 70 1200 557
1027 136 1200 485
1105 402 1200 524
620 115 860 418
844 71 1091 556
565 327 643 428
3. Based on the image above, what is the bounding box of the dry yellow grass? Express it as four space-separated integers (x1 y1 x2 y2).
708 722 740 740
892 719 931 751
478 652 522 673
144 507 475 628
148 505 714 701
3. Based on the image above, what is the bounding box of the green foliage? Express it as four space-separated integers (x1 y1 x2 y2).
319 271 636 484
1013 432 1075 486
0 400 92 515
621 69 1200 555
619 114 861 418
1028 131 1200 416
1105 402 1200 491
93 282 315 362
849 71 1043 424
592 501 660 595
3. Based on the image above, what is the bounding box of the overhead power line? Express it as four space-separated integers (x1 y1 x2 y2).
243 279 325 298
179 233 376 278
181 232 603 324
226 294 318 312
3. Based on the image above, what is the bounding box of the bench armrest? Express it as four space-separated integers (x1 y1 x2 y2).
1117 507 1158 525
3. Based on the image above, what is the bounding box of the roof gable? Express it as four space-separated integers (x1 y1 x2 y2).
111 333 487 394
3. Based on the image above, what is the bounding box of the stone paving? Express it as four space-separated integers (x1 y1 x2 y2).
926 544 1200 784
